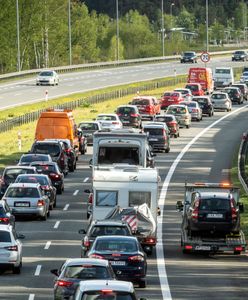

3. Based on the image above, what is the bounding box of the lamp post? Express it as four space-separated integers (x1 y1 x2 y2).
161 0 165 57
206 0 209 52
16 0 20 72
116 0 119 62
68 0 72 65
170 3 175 30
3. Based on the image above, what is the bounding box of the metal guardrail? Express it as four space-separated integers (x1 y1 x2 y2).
238 132 248 195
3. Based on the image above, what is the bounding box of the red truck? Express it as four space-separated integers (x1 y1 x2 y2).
187 67 214 94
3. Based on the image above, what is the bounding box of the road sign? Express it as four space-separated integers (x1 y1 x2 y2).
200 52 210 63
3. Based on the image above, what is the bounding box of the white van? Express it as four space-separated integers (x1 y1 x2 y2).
213 67 234 88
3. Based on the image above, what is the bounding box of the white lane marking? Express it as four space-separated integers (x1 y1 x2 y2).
28 294 35 300
54 221 60 229
73 189 79 196
44 241 51 250
34 265 42 276
83 177 89 183
156 105 248 300
63 204 69 211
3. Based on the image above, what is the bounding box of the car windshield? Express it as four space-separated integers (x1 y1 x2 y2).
167 107 186 114
95 239 137 252
4 169 33 180
20 155 49 163
194 98 208 104
90 226 129 237
5 187 40 198
186 85 198 91
235 51 245 55
82 292 133 300
0 231 11 243
132 99 149 105
64 265 109 279
225 89 237 94
117 107 135 114
211 94 226 100
97 115 117 121
39 71 53 76
144 128 163 135
184 52 194 57
32 144 60 157
215 69 230 74
79 123 99 130
32 164 56 174
199 198 231 211
16 176 48 185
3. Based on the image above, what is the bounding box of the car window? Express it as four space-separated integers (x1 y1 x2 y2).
33 144 61 157
63 265 109 279
16 176 48 185
82 292 133 300
4 169 30 180
80 123 99 130
32 164 55 174
90 226 129 237
194 98 208 104
6 187 40 198
129 191 151 207
167 107 186 114
132 99 149 105
96 191 118 207
199 198 231 211
95 239 137 252
117 107 135 114
144 128 163 135
0 231 11 243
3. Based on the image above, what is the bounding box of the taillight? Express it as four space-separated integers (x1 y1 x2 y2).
167 121 177 127
83 237 90 248
234 246 243 252
50 173 60 179
128 255 144 262
162 129 167 140
88 193 93 204
144 237 157 245
191 108 198 113
146 105 153 112
57 280 73 287
192 200 199 220
37 199 45 207
112 121 119 125
89 254 104 259
231 198 237 220
5 245 18 251
184 245 193 250
0 217 10 224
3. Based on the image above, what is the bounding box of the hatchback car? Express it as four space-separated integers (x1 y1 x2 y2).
15 174 57 209
51 258 115 300
0 225 24 274
231 83 248 101
180 101 203 121
0 200 15 227
211 92 232 112
30 162 64 194
240 71 248 85
174 88 192 101
160 91 184 109
232 50 248 61
143 122 170 153
96 114 123 130
17 153 53 166
192 96 214 117
131 96 161 120
79 220 132 256
36 70 59 86
78 121 102 145
180 51 198 63
166 105 191 128
87 236 147 288
116 105 142 128
185 83 204 96
154 114 180 138
223 87 244 104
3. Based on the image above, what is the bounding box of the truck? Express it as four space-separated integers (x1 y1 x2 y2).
187 67 214 94
213 67 234 88
176 182 246 255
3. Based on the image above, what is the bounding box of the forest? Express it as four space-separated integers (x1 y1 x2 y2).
0 0 247 74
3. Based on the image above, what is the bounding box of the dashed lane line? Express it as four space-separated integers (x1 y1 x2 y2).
44 241 51 250
34 265 42 276
73 190 79 196
83 177 89 182
28 294 35 300
54 221 60 229
63 204 69 211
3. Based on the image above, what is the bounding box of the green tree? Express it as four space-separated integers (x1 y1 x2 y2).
176 7 195 32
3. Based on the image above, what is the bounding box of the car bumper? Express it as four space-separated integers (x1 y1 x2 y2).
190 113 201 119
189 221 239 233
112 265 146 281
0 253 20 266
149 142 169 150
10 206 46 216
213 104 229 110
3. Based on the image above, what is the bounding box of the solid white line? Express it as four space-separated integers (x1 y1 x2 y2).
63 204 69 211
73 189 79 196
34 265 42 276
44 241 51 250
83 177 89 182
156 105 248 300
54 221 60 229
28 294 35 300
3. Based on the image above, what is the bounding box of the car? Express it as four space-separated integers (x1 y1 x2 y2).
180 51 198 63
50 258 115 300
174 88 192 101
2 183 50 220
15 174 57 209
30 162 65 194
154 114 180 138
166 104 191 128
0 225 24 274
78 121 102 145
30 140 69 175
240 71 248 85
87 236 147 288
76 128 88 155
96 114 123 130
116 105 142 128
232 50 248 61
213 67 234 88
131 96 161 120
160 91 184 109
0 166 37 198
231 83 248 101
143 122 170 153
186 191 242 235
74 280 146 300
223 87 244 105
185 83 205 96
36 70 59 86
192 96 214 117
211 92 232 112
0 200 15 227
17 153 53 166
79 220 133 256
180 101 203 121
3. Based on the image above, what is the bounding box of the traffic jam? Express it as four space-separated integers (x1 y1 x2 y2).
0 61 247 300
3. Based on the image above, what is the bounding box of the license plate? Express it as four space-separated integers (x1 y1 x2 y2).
122 121 129 123
14 202 30 207
207 213 223 218
149 138 158 141
168 98 174 101
195 245 211 251
110 261 126 266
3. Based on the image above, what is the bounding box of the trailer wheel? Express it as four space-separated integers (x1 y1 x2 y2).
234 251 241 255
182 249 190 254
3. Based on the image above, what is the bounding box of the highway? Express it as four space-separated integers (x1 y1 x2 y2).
0 103 247 299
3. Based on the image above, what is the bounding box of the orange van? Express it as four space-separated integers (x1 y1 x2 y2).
188 67 214 94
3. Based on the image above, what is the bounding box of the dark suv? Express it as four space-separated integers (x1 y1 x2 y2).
223 87 244 104
186 192 243 235
192 96 214 117
231 83 248 101
30 140 69 175
116 105 142 128
180 51 197 63
232 50 248 61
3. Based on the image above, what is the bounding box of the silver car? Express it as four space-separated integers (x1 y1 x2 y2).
96 114 123 130
174 88 192 101
3 183 50 220
36 70 59 86
180 101 203 121
211 92 232 112
78 121 102 145
0 225 24 274
166 104 192 128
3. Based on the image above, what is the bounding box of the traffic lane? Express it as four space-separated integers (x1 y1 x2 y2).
163 107 248 299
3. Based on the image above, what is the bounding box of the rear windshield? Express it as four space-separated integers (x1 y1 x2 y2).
215 69 231 74
82 292 133 300
64 265 110 279
132 99 149 105
185 85 198 91
32 144 60 157
97 115 116 121
95 239 137 252
155 116 173 122
175 90 187 95
144 128 163 135
211 94 226 100
4 169 34 180
5 187 40 198
199 198 231 211
98 147 139 165
79 123 99 130
32 164 56 174
90 226 130 237
117 107 136 114
193 98 208 104
167 107 186 114
0 231 11 243
16 176 48 185
20 155 49 163
224 89 237 94
232 85 244 90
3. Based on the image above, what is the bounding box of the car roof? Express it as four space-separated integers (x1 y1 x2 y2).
192 96 210 99
64 258 110 267
8 183 40 188
95 235 138 242
33 140 61 145
161 114 176 118
16 174 49 179
21 153 50 157
117 105 137 108
167 104 187 108
78 280 134 293
30 161 56 166
79 121 101 125
92 220 129 226
211 92 228 95
174 88 191 92
143 122 166 128
4 166 36 170
0 224 13 232
132 96 156 100
199 192 230 199
97 113 118 117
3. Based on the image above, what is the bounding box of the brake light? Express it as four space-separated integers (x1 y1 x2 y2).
128 255 144 262
112 253 121 257
0 217 10 223
184 245 193 250
167 121 177 126
146 105 153 112
230 198 237 220
144 237 157 245
37 199 45 207
234 246 243 252
192 200 200 220
60 153 64 161
191 108 198 113
57 280 73 287
50 173 60 179
88 193 93 204
101 290 113 294
83 237 90 248
5 245 18 251
130 113 139 117
112 121 119 125
89 254 104 259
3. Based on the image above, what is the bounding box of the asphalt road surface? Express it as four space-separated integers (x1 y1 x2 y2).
0 102 247 300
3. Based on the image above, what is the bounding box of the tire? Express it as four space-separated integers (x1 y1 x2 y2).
186 124 190 129
53 197 57 208
13 261 22 274
49 202 53 210
138 279 147 288
165 147 170 153
57 185 62 195
69 164 74 172
41 211 47 221
174 133 178 138
209 112 211 117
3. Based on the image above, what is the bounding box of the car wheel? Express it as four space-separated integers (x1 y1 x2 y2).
165 147 170 153
234 250 241 255
174 133 178 138
49 202 53 210
69 164 74 172
41 211 47 221
209 112 212 117
47 209 50 217
138 279 147 288
53 197 57 208
197 118 200 122
57 186 62 195
13 261 22 274
186 124 190 129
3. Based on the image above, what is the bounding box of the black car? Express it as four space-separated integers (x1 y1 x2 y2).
78 121 101 145
50 258 115 300
186 192 243 235
17 153 53 166
79 220 132 256
0 200 15 227
15 174 57 209
87 236 147 288
180 51 197 63
192 96 214 117
0 166 37 197
30 162 64 194
154 114 180 138
232 50 248 61
223 87 244 104
116 105 142 128
143 123 170 153
30 140 69 175
231 83 248 101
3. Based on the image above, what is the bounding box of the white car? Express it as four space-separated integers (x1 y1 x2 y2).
0 225 24 274
240 71 248 85
174 88 192 101
36 70 59 86
211 92 232 112
96 114 123 130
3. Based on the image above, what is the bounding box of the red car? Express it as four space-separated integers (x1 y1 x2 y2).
131 96 160 120
185 83 205 96
160 91 184 109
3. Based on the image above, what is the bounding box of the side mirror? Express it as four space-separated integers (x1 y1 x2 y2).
176 200 183 211
50 269 59 276
17 233 25 240
84 189 91 194
157 207 161 216
78 229 86 234
239 202 244 213
89 158 93 168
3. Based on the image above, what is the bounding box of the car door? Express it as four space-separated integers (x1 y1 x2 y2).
5 202 15 227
